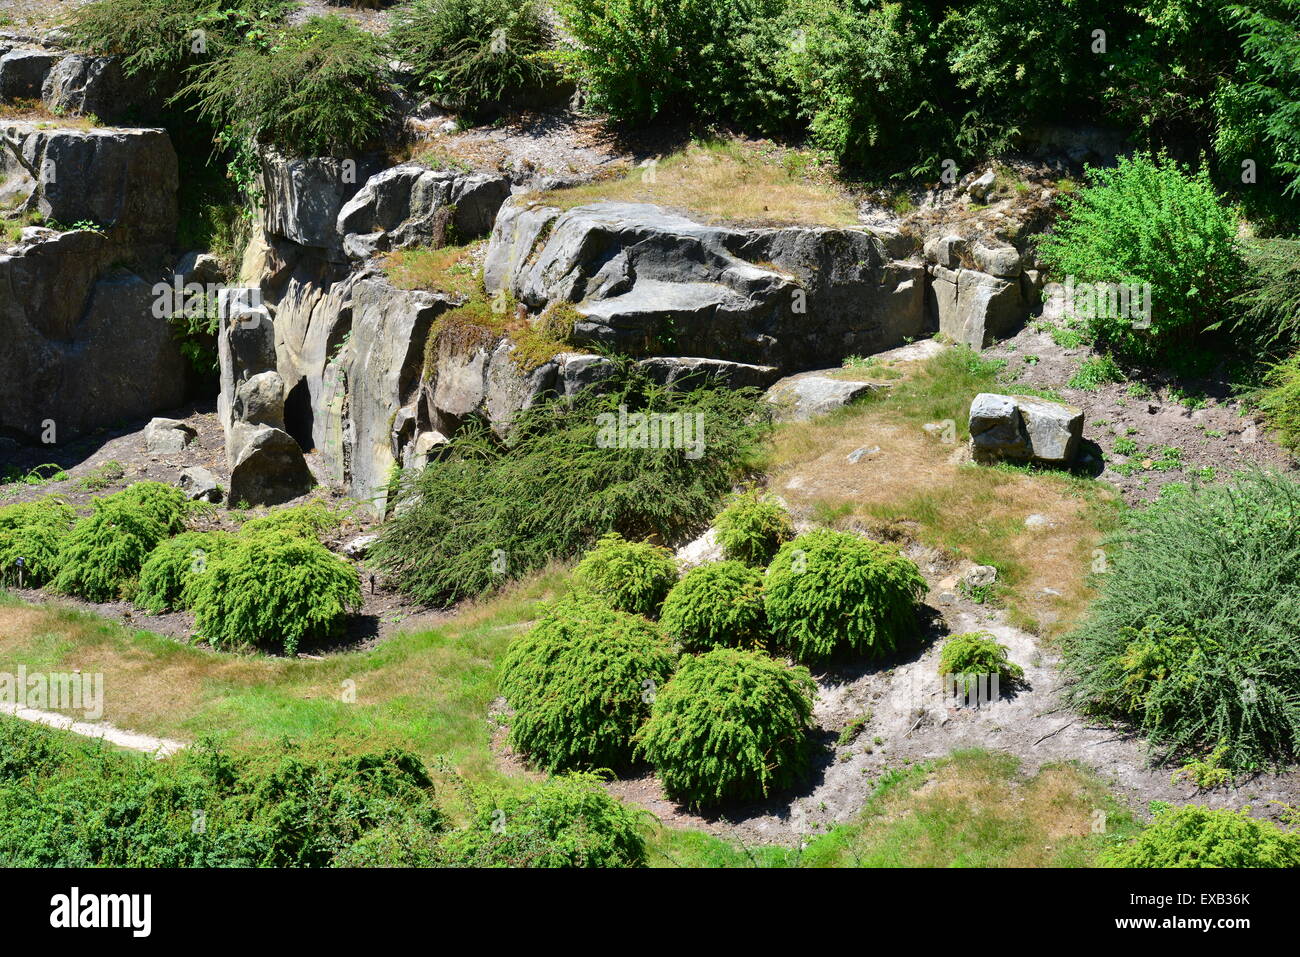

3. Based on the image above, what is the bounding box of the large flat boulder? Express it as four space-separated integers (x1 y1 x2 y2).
765 374 880 422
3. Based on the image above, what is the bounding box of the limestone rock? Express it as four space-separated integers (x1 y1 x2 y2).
178 466 221 503
969 392 1083 465
144 417 196 454
766 374 879 423
258 148 384 257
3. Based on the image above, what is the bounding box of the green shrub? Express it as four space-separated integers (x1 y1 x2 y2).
1068 354 1125 391
190 535 362 655
1232 238 1300 356
390 0 555 114
50 485 188 601
572 533 678 617
182 15 394 155
1102 804 1300 868
635 647 815 807
239 502 342 541
63 0 291 94
938 631 1024 694
658 561 766 652
1258 350 1300 453
713 490 794 566
1037 152 1244 359
370 366 771 605
0 497 76 588
1063 473 1300 770
498 594 677 772
0 720 447 868
763 529 926 663
438 773 648 867
136 530 237 613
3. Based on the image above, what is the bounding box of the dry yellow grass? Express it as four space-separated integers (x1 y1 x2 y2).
532 139 860 227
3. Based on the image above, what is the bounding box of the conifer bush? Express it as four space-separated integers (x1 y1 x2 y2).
498 594 677 771
658 561 766 652
0 498 76 588
1102 804 1300 868
713 490 794 566
136 531 237 613
1063 472 1300 770
51 485 187 602
571 533 678 617
635 647 815 807
763 529 926 663
239 502 341 541
938 631 1024 694
190 535 362 655
438 773 648 867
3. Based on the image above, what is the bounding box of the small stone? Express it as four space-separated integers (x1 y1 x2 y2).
143 417 196 454
342 534 379 559
965 564 998 588
1025 513 1053 530
177 466 221 503
847 445 881 464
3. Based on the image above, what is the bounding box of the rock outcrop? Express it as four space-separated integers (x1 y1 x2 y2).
969 392 1083 465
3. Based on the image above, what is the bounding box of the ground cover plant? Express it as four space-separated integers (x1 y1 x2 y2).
763 529 927 662
0 497 76 588
1063 472 1300 770
938 631 1024 694
136 530 237 613
1101 803 1300 868
498 593 677 772
713 490 794 566
636 647 815 807
658 560 767 652
571 533 678 617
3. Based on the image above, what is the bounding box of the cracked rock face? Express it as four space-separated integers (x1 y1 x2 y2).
484 199 928 371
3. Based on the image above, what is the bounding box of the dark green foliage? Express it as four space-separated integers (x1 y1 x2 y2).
498 594 677 772
1037 153 1244 359
50 484 187 602
437 773 649 867
63 0 291 95
713 490 794 566
1102 804 1300 868
182 15 394 155
390 0 555 114
658 561 766 652
136 531 237 613
572 533 678 617
1063 473 1300 770
938 631 1024 694
0 497 76 588
0 720 446 867
190 535 362 655
370 367 771 606
763 529 926 663
635 647 815 807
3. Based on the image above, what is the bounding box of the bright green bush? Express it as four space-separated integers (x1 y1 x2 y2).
763 529 926 663
658 561 766 652
1232 238 1300 355
1063 472 1300 770
438 773 648 867
0 497 76 588
1037 152 1244 359
1257 350 1300 453
390 0 555 114
498 594 677 772
713 490 794 566
182 15 394 155
50 490 184 602
1102 804 1300 868
635 647 815 807
239 502 342 541
136 531 237 613
572 533 678 617
190 535 362 655
371 367 771 605
938 631 1024 694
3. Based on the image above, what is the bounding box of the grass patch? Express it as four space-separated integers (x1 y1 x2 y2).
382 241 486 296
531 138 859 227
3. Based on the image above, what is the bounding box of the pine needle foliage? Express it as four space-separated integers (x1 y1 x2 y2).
136 530 237 613
938 631 1024 694
571 533 678 617
763 529 927 663
370 365 772 606
713 489 794 566
1063 472 1300 771
498 594 678 772
658 560 767 652
635 647 815 808
1102 804 1300 868
191 535 362 655
0 497 76 588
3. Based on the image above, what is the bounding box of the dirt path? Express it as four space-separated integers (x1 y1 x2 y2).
0 702 184 758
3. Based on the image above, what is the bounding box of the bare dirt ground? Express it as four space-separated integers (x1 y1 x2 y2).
987 321 1296 504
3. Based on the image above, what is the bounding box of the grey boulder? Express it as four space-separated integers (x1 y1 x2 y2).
766 374 880 423
969 392 1083 465
144 417 196 454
